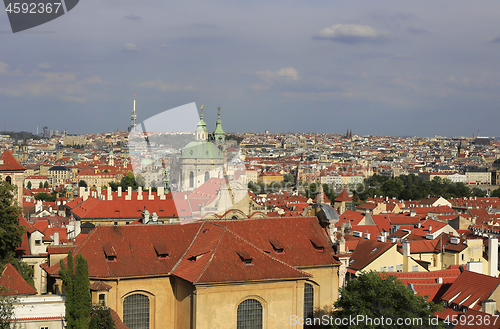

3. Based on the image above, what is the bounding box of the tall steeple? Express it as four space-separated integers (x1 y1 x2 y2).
196 105 209 141
130 92 137 131
213 107 225 143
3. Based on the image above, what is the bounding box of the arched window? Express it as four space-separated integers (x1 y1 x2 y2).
5 176 12 185
304 283 314 320
204 171 209 183
237 299 262 329
123 293 150 329
189 171 194 188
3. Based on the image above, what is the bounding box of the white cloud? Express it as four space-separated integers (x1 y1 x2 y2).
123 44 140 52
314 24 390 43
139 79 198 92
0 61 9 74
256 67 300 84
0 69 103 102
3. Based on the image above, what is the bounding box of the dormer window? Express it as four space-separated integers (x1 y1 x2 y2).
188 252 207 262
269 239 284 254
237 250 253 265
103 243 117 262
153 243 169 259
310 237 325 252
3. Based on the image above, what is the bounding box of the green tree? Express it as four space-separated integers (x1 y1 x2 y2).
59 250 75 328
492 187 500 198
120 172 138 190
26 181 32 189
78 180 88 188
135 174 146 188
0 181 24 260
74 255 91 328
329 271 443 329
39 182 43 188
43 181 49 188
89 303 116 329
0 286 17 329
60 251 91 329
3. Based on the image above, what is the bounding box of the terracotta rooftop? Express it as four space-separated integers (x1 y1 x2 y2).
0 263 37 295
0 148 26 171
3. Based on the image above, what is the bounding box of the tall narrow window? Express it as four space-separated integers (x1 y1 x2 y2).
5 176 11 185
304 283 314 320
123 294 149 329
237 299 262 329
189 171 194 188
205 171 210 183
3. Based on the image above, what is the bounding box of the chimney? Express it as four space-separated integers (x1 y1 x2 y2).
107 186 112 201
364 232 371 240
148 188 154 200
118 186 122 198
402 241 411 257
79 186 84 197
142 209 150 224
125 186 132 200
75 220 81 237
482 300 497 315
151 212 158 222
53 232 59 246
83 190 88 201
158 186 165 200
428 224 432 232
488 237 498 277
403 240 411 272
137 186 143 200
410 209 416 217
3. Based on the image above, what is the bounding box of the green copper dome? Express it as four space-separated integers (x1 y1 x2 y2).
180 141 223 159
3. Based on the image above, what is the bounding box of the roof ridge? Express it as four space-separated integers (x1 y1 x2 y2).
223 227 312 278
170 222 205 273
193 225 227 283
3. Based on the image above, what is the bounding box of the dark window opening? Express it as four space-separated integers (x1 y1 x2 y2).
304 283 314 320
237 299 263 329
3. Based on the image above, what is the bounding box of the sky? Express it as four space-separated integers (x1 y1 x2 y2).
1 0 500 137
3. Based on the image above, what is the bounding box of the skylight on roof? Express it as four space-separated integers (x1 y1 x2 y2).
372 248 378 252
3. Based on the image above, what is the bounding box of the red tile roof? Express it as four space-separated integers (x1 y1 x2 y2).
0 263 37 295
45 217 338 283
0 149 25 171
441 270 500 311
334 189 352 202
347 239 394 273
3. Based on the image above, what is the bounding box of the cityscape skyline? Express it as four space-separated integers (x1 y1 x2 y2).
1 1 500 136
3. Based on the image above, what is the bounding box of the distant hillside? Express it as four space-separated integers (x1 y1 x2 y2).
0 131 44 141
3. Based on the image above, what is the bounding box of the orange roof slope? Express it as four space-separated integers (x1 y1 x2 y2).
219 217 339 267
173 223 311 283
347 239 393 272
334 189 352 202
441 270 500 311
0 263 37 295
0 149 26 171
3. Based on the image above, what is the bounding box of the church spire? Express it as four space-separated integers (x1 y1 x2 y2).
196 105 208 141
213 106 225 143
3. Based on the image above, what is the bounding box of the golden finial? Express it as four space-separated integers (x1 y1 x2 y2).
218 107 220 115
200 105 204 118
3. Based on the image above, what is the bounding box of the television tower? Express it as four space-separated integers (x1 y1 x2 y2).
131 92 137 131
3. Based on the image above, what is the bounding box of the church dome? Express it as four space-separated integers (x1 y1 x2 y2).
180 141 223 159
